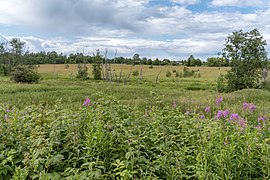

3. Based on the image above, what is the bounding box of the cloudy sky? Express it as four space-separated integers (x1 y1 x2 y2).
0 0 270 60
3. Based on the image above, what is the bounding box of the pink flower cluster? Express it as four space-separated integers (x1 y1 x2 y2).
83 97 91 106
216 97 223 106
243 102 256 112
216 110 230 119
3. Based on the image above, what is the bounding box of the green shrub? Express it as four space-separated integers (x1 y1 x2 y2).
166 70 171 77
193 72 201 78
65 64 69 69
132 70 139 76
217 74 229 92
77 64 89 80
11 65 42 83
183 67 195 77
261 80 270 90
92 63 102 80
0 64 12 76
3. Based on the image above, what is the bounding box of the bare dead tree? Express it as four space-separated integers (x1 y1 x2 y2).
140 66 143 79
155 70 162 84
127 66 132 81
109 64 114 82
118 68 122 84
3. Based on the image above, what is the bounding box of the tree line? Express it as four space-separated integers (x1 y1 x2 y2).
0 38 231 67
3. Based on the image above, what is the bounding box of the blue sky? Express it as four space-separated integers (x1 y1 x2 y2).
0 0 269 60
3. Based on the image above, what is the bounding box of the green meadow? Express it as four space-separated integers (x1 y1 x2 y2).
1 64 269 113
1 64 270 179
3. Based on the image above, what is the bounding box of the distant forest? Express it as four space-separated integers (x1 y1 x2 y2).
0 38 229 67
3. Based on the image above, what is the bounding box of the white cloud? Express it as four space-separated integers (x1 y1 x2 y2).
0 0 148 34
211 0 266 7
171 0 199 5
0 0 270 60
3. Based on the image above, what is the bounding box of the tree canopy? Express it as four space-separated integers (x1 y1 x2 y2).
218 28 269 92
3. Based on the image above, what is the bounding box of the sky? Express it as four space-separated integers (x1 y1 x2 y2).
0 0 270 60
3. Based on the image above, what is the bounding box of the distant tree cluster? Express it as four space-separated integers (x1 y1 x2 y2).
0 45 182 66
206 57 229 67
0 38 230 69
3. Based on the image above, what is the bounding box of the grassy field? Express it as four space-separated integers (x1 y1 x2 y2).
0 64 269 113
38 64 230 82
1 64 270 179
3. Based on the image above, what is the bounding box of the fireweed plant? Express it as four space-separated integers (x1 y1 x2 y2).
0 92 270 179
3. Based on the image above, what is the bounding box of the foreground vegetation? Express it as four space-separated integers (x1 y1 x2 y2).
1 91 270 179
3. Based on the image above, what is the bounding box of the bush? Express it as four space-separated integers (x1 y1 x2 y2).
0 64 12 76
217 74 229 92
65 64 69 69
183 67 195 77
132 70 139 76
77 64 89 80
193 72 201 78
166 70 171 77
11 65 41 83
261 80 270 90
92 63 102 80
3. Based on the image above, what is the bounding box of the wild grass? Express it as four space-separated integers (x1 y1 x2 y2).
1 92 270 179
0 64 270 114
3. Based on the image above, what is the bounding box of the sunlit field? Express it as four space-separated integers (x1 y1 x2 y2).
38 64 230 82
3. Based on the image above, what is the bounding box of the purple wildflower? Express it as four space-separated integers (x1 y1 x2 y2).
205 106 211 113
230 113 240 121
216 97 223 106
223 109 230 118
217 110 224 119
216 110 230 119
243 102 257 113
83 97 91 106
242 102 249 110
258 116 267 122
249 104 256 112
238 119 247 131
200 115 205 119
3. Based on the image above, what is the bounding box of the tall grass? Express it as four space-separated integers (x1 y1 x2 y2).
1 93 270 179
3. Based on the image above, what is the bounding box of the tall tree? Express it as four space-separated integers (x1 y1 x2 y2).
8 38 26 65
9 38 25 55
219 28 268 91
133 53 140 65
92 49 102 80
